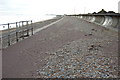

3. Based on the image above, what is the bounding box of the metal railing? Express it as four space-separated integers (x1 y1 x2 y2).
0 20 33 48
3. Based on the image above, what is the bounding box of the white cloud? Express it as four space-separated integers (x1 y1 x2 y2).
0 0 119 16
0 0 119 24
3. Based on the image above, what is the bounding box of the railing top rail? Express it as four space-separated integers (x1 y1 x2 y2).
19 20 32 22
0 20 32 26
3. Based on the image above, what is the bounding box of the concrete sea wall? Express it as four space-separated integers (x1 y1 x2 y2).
74 14 120 31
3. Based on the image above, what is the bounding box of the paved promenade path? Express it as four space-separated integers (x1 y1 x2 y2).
2 16 118 78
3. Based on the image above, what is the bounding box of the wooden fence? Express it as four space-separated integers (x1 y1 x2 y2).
0 20 33 48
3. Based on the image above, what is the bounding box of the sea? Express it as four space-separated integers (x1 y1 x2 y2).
0 15 56 30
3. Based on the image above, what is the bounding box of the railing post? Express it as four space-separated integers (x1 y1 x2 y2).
31 20 33 35
7 23 10 46
26 21 29 36
21 21 24 39
16 22 19 42
19 22 21 28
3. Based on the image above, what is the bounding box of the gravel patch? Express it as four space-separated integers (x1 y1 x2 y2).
36 37 118 78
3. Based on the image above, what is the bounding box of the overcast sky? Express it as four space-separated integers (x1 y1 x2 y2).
0 0 119 16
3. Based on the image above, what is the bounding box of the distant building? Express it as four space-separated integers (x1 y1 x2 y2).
118 1 120 13
98 9 107 14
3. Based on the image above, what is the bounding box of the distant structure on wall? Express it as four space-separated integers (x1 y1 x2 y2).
118 1 120 13
92 9 115 14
